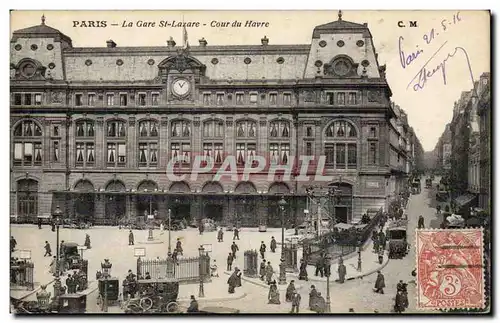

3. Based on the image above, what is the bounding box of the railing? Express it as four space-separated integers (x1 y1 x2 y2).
137 255 210 284
10 261 34 291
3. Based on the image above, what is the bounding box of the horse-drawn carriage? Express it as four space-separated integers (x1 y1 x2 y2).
386 220 409 259
122 278 180 313
425 178 432 189
60 242 87 272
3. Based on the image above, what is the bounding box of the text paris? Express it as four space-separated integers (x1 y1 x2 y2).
406 42 474 92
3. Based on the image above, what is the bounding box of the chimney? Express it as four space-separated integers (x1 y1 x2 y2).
167 37 176 48
199 37 207 47
261 36 269 46
106 40 117 48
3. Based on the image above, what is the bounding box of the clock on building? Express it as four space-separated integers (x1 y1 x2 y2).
171 78 191 97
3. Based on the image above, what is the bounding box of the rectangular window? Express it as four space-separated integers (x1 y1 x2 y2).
203 93 211 106
23 142 33 163
86 143 95 164
306 126 313 137
118 144 126 165
270 143 279 165
33 143 42 165
249 93 258 103
53 141 59 162
181 143 191 164
88 94 96 106
236 93 244 105
347 143 357 169
327 93 334 105
247 143 256 164
203 122 212 137
14 93 22 105
216 94 224 106
149 143 158 165
236 143 245 165
106 94 114 106
171 143 180 162
152 93 159 106
14 143 23 162
336 144 346 168
203 143 212 159
138 93 147 106
305 142 313 156
325 144 335 165
283 93 292 106
76 143 85 165
347 92 357 105
53 126 59 137
337 93 346 105
119 93 128 106
281 143 290 164
25 94 32 105
369 127 377 138
269 93 277 105
35 93 42 105
215 122 223 137
369 143 377 164
75 94 83 106
139 143 148 166
214 143 223 164
107 143 116 164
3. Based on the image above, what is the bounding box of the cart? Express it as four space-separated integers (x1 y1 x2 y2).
123 278 180 313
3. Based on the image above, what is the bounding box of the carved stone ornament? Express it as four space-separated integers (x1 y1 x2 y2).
368 90 382 103
193 120 200 127
259 120 267 127
50 91 64 104
226 119 233 127
324 56 359 78
304 90 315 102
129 117 136 126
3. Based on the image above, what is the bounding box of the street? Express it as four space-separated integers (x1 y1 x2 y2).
11 179 441 313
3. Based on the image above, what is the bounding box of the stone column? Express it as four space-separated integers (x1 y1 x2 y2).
160 117 169 169
128 117 136 169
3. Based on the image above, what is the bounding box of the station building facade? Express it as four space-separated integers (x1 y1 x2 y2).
10 14 407 227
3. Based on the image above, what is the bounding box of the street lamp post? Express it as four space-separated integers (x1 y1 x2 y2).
168 208 172 256
198 245 205 298
53 206 63 277
325 253 331 313
278 197 287 285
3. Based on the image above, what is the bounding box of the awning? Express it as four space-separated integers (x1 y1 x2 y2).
334 223 354 230
454 194 476 207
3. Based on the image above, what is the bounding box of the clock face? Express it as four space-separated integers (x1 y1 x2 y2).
172 78 191 97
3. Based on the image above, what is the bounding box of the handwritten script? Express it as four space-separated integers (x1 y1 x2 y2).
406 42 474 92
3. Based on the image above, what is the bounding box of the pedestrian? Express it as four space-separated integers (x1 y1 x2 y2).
44 241 52 257
373 270 385 294
176 238 183 255
235 267 242 287
66 274 74 294
309 285 318 310
313 292 326 313
60 240 65 256
217 227 224 242
227 268 239 294
394 290 405 313
270 236 277 253
84 234 91 249
231 242 239 259
298 258 308 281
210 259 219 277
49 256 57 275
233 227 240 240
38 217 42 229
227 252 234 271
418 215 425 229
145 272 151 279
378 247 384 264
379 229 386 250
436 205 441 214
10 236 17 253
51 222 56 232
171 249 179 264
265 261 274 285
187 295 199 313
314 258 324 277
259 259 267 281
337 259 346 283
372 232 380 253
259 241 266 259
198 221 204 235
129 230 134 245
268 281 280 304
285 280 296 302
290 290 301 314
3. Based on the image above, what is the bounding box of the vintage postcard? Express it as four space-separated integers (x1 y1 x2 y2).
9 10 491 314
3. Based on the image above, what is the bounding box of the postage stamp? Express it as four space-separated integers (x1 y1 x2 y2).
415 229 485 310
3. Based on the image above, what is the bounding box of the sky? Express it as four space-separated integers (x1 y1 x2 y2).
10 10 490 151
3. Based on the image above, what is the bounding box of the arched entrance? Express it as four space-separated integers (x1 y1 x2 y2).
234 182 257 227
137 180 158 217
74 180 95 222
17 179 38 221
267 182 291 227
105 180 126 224
329 182 353 223
202 181 224 222
169 182 191 221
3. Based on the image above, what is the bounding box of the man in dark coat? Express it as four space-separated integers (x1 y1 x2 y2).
233 227 240 240
379 230 386 250
394 290 406 313
187 295 199 313
65 274 75 294
176 238 183 255
374 271 386 294
308 285 318 310
337 259 346 283
313 292 326 313
378 248 384 264
227 268 239 294
227 252 234 271
217 228 224 242
60 240 65 256
298 258 308 281
38 217 42 229
265 262 274 284
285 280 296 302
418 215 425 229
270 236 277 253
10 236 17 253
235 268 242 287
44 241 52 257
314 258 324 277
259 241 266 259
290 290 301 314
129 230 134 245
231 242 239 259
372 231 380 252
84 234 91 249
259 260 267 281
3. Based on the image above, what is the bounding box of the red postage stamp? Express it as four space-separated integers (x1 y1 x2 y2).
416 229 485 310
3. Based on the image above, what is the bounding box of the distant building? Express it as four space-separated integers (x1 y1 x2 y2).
476 73 491 211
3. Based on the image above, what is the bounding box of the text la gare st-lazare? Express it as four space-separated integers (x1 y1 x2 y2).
71 20 269 28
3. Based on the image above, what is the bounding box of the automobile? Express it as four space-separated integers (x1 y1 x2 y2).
60 242 85 271
123 278 180 313
386 220 409 259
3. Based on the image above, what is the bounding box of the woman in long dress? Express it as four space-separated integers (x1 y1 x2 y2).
268 282 280 304
49 256 57 275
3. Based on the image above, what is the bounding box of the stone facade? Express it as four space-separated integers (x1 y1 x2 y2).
10 15 411 226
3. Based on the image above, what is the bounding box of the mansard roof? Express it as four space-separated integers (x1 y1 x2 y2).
11 23 72 44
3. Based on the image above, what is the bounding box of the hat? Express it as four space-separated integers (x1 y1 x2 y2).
235 267 240 271
311 285 315 289
190 295 195 299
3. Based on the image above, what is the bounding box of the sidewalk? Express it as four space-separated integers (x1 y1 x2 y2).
223 270 306 293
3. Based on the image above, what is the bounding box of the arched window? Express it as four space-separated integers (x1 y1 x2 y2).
202 120 224 166
13 120 43 166
170 120 191 165
324 120 358 169
106 120 126 167
235 120 257 166
75 120 95 167
17 179 38 219
269 120 291 165
138 120 159 167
